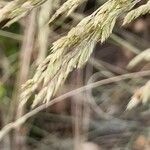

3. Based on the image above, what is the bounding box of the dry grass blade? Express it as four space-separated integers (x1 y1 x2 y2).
123 0 150 25
49 0 86 24
20 0 141 107
0 0 47 26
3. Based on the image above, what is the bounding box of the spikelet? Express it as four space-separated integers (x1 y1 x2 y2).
123 0 150 25
0 0 47 26
126 81 150 110
49 0 86 24
20 0 141 107
127 48 150 110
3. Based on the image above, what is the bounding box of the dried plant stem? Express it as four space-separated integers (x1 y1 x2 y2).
9 10 37 150
37 0 53 65
0 70 149 141
0 29 23 41
111 34 141 54
82 60 93 141
71 71 83 150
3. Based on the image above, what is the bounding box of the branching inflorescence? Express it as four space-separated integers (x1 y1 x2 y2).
0 0 86 26
49 0 86 24
19 0 142 107
0 0 47 26
1 0 148 108
123 0 150 24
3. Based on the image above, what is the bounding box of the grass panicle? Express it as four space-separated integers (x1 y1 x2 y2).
0 0 47 27
123 0 150 24
20 0 141 107
49 0 86 24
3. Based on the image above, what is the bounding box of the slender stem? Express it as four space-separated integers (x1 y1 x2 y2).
0 70 149 141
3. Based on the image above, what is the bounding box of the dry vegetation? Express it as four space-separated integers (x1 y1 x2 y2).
0 0 149 150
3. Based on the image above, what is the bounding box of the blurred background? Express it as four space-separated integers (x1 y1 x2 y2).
0 0 150 150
